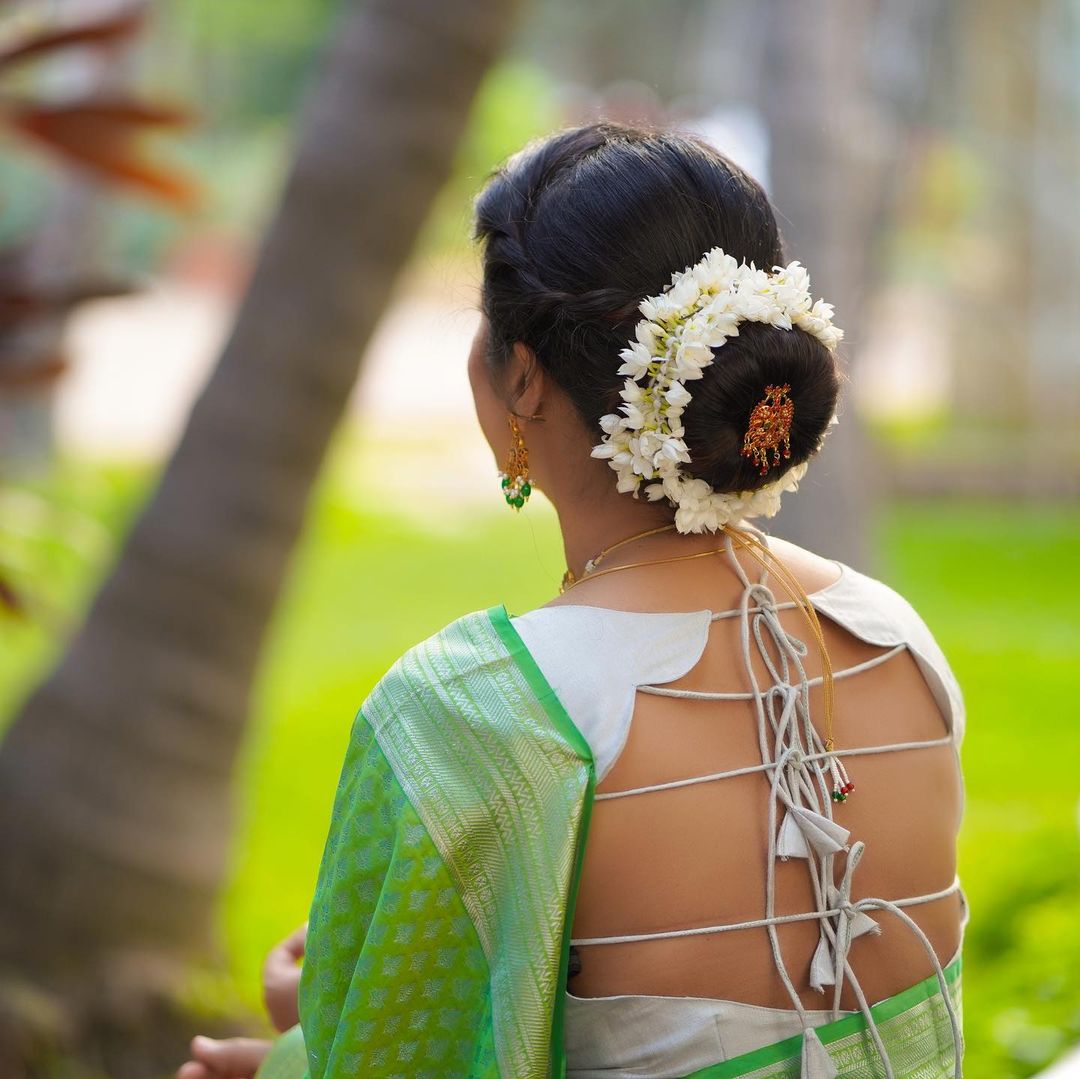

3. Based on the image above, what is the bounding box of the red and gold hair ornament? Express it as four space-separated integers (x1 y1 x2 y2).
740 383 794 475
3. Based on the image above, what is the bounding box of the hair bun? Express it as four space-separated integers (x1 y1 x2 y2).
679 320 841 494
474 121 843 504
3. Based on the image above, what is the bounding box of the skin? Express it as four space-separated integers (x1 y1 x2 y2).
260 922 307 1033
176 1037 272 1079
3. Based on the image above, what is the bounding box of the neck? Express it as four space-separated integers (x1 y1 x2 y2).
553 486 713 580
533 419 736 580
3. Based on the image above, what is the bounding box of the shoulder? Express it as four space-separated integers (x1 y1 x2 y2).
810 558 940 649
508 604 712 693
508 604 712 780
807 559 967 747
361 604 595 739
754 532 846 595
359 605 594 792
754 532 966 746
758 533 942 647
361 607 507 721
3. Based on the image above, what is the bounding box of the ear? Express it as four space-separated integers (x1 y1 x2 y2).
506 341 545 419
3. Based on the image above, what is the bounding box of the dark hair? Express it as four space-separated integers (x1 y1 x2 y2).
471 120 842 495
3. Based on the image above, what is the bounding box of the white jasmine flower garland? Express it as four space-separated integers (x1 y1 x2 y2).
590 247 843 534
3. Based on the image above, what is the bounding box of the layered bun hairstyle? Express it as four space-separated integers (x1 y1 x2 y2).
471 120 843 496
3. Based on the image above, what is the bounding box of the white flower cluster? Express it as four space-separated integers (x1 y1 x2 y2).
590 247 844 534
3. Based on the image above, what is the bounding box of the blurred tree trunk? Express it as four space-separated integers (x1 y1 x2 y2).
0 0 522 1071
946 0 1036 427
950 0 1080 446
758 0 944 570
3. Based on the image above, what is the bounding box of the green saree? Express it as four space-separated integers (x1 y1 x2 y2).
253 605 962 1079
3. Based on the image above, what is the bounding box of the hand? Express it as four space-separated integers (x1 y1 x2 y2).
262 921 307 1033
175 1035 272 1079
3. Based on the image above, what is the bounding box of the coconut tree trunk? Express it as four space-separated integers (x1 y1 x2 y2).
0 0 522 1057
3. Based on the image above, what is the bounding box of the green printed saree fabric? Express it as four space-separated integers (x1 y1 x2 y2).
291 605 595 1078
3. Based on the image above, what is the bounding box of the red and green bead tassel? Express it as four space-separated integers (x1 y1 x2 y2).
828 755 855 803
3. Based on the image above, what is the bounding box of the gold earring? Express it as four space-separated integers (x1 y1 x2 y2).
499 414 532 509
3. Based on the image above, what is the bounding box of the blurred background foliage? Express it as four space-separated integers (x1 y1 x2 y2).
0 0 1077 1076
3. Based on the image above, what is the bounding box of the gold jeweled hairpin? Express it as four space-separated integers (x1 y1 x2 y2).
741 383 794 475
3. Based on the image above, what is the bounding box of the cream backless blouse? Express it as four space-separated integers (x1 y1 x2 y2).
510 551 966 1079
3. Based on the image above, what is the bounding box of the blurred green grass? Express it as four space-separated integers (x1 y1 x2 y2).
2 459 1078 1077
876 502 1080 1074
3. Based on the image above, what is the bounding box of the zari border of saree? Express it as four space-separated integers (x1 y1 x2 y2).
489 604 598 1079
682 956 963 1079
364 604 596 1079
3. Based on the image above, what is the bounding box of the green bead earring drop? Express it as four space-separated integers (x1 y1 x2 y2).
499 413 532 510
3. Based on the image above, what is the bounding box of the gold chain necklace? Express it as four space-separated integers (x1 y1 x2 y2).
559 523 678 594
558 523 852 802
560 541 733 593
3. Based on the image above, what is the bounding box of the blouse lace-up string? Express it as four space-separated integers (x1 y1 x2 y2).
568 532 963 1079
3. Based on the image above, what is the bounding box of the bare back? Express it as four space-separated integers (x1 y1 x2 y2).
544 533 964 1012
